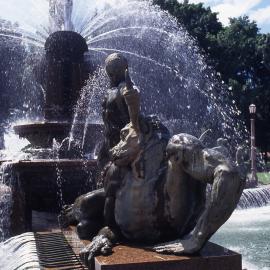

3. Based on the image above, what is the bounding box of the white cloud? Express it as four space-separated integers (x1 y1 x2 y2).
211 0 262 25
183 0 263 24
250 5 270 25
186 0 221 4
0 0 49 32
181 0 270 32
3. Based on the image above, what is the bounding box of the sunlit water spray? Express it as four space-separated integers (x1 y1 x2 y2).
0 233 40 269
0 163 15 241
69 67 107 150
0 0 247 148
238 186 270 209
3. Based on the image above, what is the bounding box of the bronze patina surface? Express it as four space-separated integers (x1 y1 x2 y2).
60 53 245 269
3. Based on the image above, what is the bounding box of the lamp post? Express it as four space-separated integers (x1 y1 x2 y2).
249 104 258 187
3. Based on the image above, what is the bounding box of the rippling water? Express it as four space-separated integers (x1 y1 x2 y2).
212 205 270 270
0 233 40 269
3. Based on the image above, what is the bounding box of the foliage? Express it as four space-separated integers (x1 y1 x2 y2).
257 172 270 185
153 0 222 64
153 0 270 154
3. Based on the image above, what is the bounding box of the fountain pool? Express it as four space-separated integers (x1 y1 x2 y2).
212 205 270 270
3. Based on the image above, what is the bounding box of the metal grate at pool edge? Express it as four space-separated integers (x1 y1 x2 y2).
35 232 87 269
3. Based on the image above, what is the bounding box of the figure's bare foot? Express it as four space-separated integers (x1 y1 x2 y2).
151 237 201 255
80 235 112 269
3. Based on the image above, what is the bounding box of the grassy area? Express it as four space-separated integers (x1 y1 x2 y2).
257 172 270 185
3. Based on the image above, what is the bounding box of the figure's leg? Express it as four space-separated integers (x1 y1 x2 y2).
152 165 244 254
80 166 124 269
77 218 103 240
78 189 106 220
79 206 122 270
75 189 106 240
58 189 105 234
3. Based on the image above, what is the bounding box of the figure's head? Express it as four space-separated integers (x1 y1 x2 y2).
167 134 204 164
105 53 128 87
110 123 141 166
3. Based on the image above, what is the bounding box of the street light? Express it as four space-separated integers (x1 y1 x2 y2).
249 104 258 186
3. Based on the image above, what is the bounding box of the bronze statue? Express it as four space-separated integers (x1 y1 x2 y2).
59 53 245 269
97 53 137 168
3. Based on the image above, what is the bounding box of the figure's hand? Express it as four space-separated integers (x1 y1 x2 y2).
125 68 134 91
151 237 201 255
80 235 112 269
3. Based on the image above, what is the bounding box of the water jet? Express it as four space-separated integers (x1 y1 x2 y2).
1 29 103 237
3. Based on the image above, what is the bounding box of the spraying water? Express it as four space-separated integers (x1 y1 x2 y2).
0 163 15 241
0 0 247 149
238 186 270 209
49 0 74 31
0 233 40 269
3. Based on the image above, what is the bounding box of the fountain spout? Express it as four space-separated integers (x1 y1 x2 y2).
14 31 91 148
42 31 88 121
63 0 74 31
49 0 74 32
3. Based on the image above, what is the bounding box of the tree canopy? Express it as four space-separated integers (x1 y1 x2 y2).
153 0 270 155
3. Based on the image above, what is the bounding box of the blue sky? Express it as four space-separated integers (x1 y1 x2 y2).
0 1 269 33
182 0 270 33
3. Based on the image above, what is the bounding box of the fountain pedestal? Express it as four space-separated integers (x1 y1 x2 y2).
4 31 103 235
14 30 94 148
11 160 98 212
94 242 242 270
62 230 242 270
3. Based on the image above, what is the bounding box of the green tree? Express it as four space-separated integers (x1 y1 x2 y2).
153 0 270 156
218 17 270 157
254 33 270 159
215 17 259 116
153 0 222 63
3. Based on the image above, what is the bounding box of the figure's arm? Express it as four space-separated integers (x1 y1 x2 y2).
123 69 140 132
152 159 244 255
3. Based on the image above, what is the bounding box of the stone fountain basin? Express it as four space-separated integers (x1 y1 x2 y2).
1 159 98 234
13 122 103 149
1 159 97 235
14 122 71 148
8 159 98 211
8 120 104 235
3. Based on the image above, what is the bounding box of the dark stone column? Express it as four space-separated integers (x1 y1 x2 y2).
36 31 90 122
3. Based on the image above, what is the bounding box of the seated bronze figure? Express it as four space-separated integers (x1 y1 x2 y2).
59 53 245 269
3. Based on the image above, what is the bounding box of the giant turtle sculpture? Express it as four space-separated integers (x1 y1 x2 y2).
59 60 245 269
